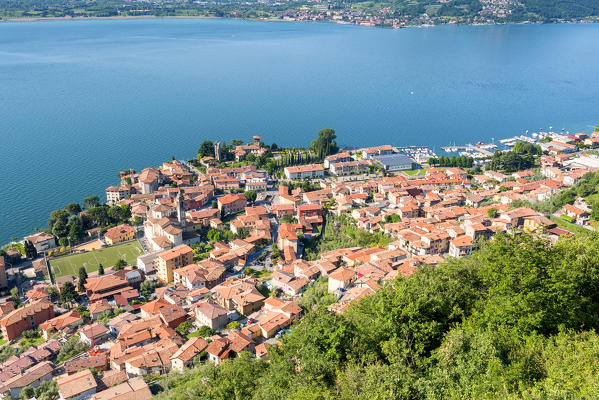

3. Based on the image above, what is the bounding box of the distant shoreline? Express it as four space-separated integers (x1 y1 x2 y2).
1 14 596 28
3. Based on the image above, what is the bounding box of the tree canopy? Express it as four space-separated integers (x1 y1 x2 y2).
311 128 339 160
153 231 599 399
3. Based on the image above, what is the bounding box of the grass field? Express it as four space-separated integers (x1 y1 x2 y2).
49 241 144 277
549 216 593 236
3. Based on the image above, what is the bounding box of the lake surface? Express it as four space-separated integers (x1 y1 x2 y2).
1 19 599 243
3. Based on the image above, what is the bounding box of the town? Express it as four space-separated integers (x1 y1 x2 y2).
1 126 599 400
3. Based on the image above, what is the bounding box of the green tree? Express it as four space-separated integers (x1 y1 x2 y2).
24 240 37 259
10 287 20 307
196 325 215 337
176 321 192 336
60 281 78 304
78 266 88 292
98 263 104 275
227 320 241 330
65 203 82 215
311 128 339 160
244 190 257 204
487 208 498 218
114 259 127 270
83 195 100 209
198 140 214 158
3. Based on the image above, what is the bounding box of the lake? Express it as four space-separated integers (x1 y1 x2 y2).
1 18 598 243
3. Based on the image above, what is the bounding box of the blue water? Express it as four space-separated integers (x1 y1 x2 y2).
1 19 598 243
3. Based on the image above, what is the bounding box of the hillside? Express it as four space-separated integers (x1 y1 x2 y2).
1 0 599 24
152 231 599 399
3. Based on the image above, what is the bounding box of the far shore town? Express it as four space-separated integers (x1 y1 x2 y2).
1 128 599 399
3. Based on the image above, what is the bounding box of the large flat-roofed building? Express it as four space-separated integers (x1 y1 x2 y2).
373 154 419 172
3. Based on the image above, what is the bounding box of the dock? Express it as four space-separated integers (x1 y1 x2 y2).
441 145 494 158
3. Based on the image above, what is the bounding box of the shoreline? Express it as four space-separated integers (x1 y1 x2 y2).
1 14 597 28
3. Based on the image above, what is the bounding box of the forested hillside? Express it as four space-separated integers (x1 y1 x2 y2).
153 231 599 399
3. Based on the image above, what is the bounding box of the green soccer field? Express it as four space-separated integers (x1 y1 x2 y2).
49 241 144 277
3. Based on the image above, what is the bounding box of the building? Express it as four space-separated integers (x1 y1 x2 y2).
57 369 98 400
361 145 395 160
328 268 356 294
156 244 194 284
217 194 247 216
173 262 226 290
24 232 57 253
214 279 265 315
103 224 136 245
0 299 55 341
0 361 54 399
284 164 325 180
39 310 83 339
448 235 474 258
373 154 418 172
79 323 110 346
91 377 151 400
195 300 229 330
105 186 131 205
170 337 208 372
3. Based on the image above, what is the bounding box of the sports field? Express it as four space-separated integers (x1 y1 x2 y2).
49 241 144 277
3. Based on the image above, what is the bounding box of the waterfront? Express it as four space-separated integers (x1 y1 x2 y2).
1 19 599 243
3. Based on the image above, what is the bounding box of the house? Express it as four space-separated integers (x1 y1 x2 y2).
65 353 109 375
170 337 208 372
156 244 194 284
79 323 110 346
214 278 265 315
277 223 302 257
324 152 352 168
57 369 98 400
103 224 136 245
140 298 188 329
329 160 369 176
89 299 112 320
562 204 590 225
284 164 325 180
270 271 310 296
484 170 508 182
91 377 151 400
105 186 131 205
24 232 57 252
217 194 247 215
196 300 229 330
0 299 54 341
245 181 268 192
0 361 54 399
270 204 295 219
124 338 180 376
173 261 227 290
205 332 254 365
328 268 356 294
26 285 51 301
39 310 83 339
448 235 474 258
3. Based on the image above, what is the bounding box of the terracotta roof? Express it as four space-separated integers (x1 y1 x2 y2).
0 299 53 327
170 337 208 363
